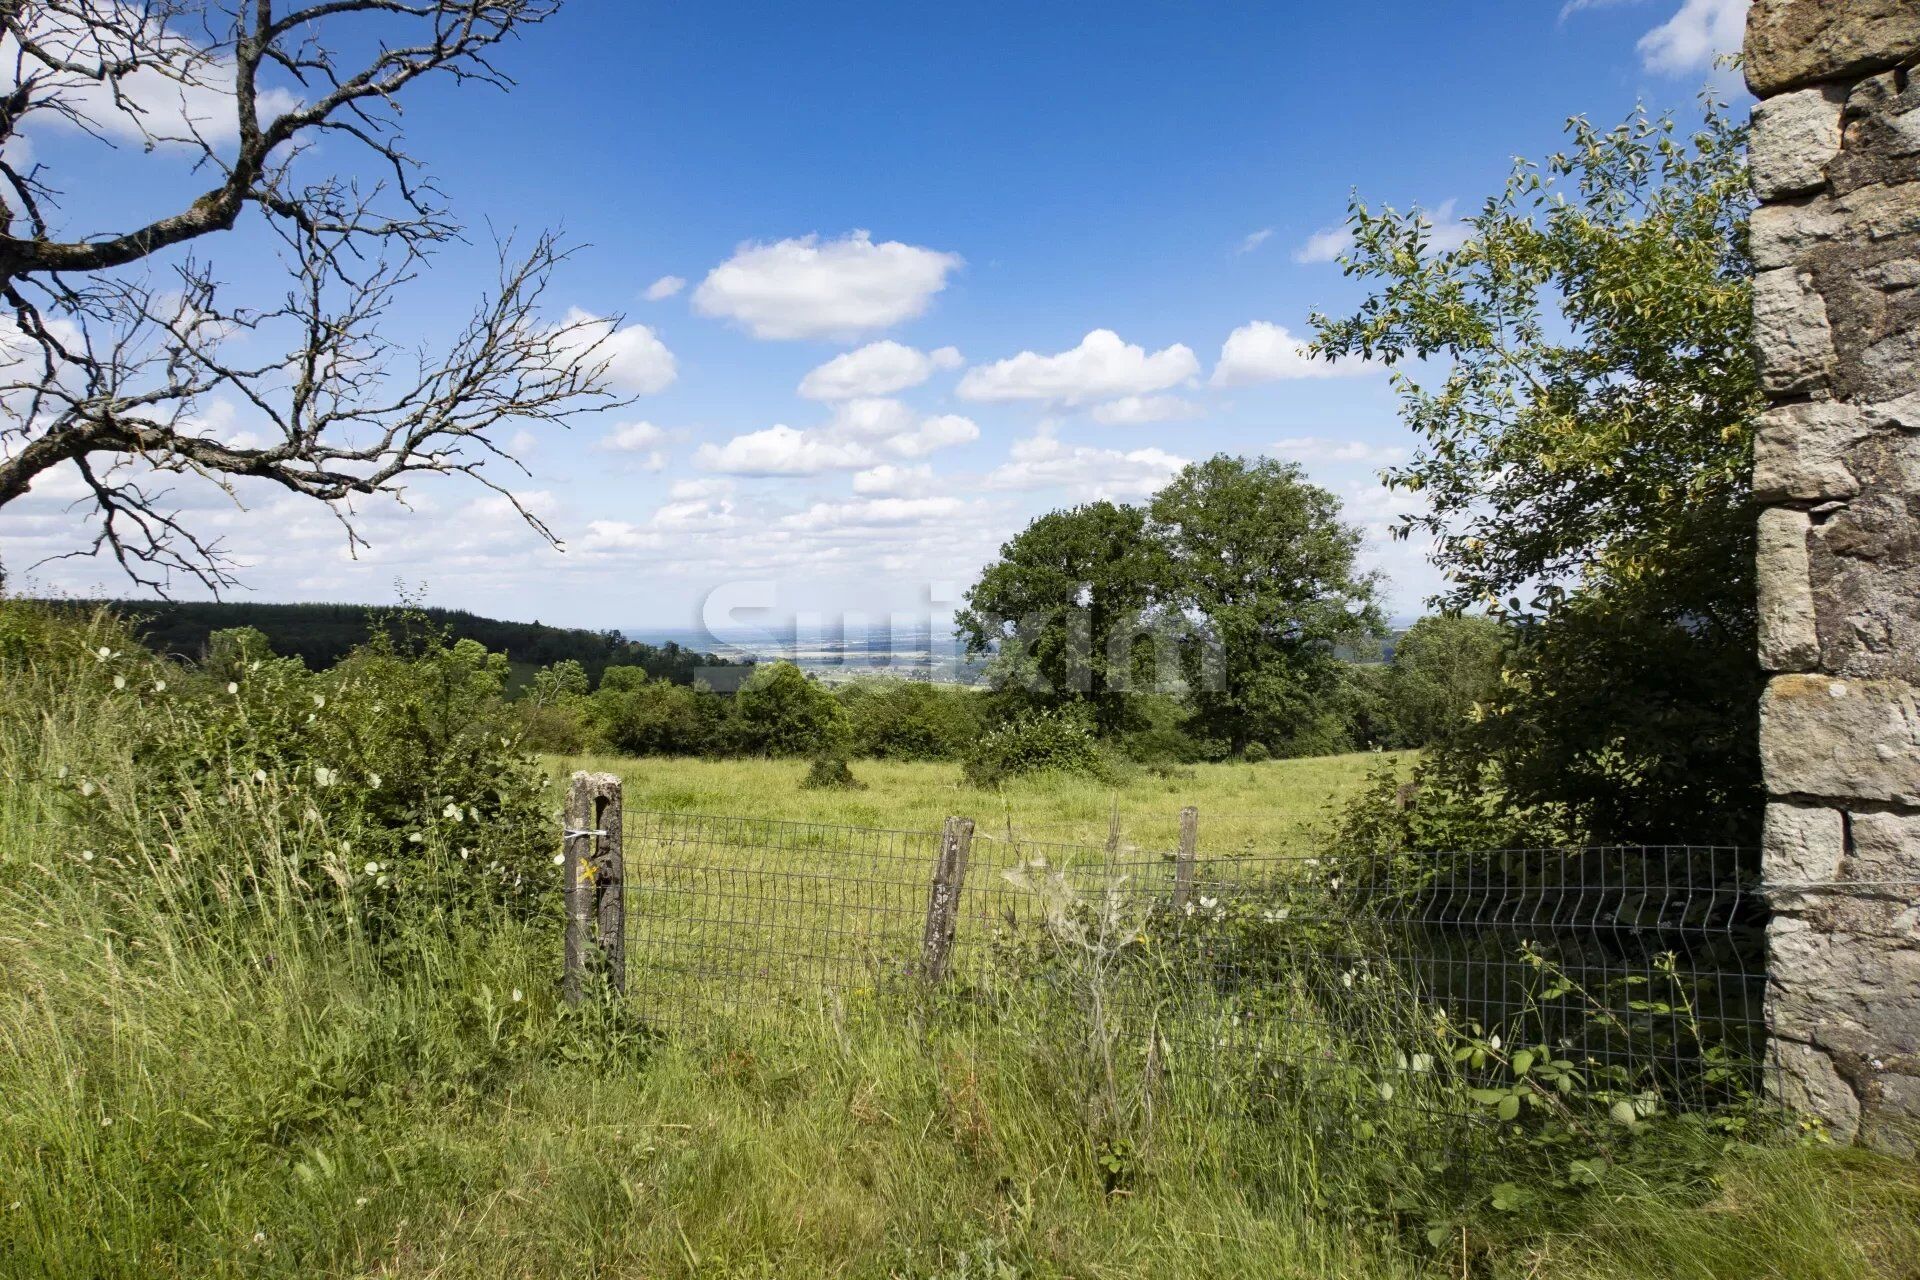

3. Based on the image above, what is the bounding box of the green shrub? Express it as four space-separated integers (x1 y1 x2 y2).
1243 741 1271 763
800 752 865 791
589 667 722 756
963 707 1107 787
729 662 847 757
7 602 556 932
839 677 981 760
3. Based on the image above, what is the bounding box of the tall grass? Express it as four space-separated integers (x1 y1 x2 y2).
3 604 1917 1278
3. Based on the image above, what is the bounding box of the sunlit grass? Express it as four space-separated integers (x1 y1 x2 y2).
4 612 1917 1278
544 750 1410 854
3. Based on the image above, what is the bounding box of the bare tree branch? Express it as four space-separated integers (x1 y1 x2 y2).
0 0 615 593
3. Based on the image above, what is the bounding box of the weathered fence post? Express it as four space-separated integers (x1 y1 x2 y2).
1172 805 1198 910
563 770 625 1003
920 815 975 982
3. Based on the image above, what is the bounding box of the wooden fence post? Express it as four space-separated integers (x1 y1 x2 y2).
920 815 975 982
1172 805 1198 910
563 770 625 1003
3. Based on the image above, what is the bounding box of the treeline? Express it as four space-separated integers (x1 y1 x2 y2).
515 612 1500 773
61 599 746 687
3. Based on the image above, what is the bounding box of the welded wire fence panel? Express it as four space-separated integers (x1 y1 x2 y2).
620 811 1770 1118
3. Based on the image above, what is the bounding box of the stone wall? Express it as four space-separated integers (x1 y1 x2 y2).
1747 0 1920 1153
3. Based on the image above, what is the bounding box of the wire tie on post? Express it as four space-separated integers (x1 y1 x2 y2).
564 828 608 839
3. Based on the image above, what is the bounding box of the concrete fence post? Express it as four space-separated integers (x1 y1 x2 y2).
1172 805 1199 910
1745 0 1920 1151
563 770 625 1003
920 816 976 983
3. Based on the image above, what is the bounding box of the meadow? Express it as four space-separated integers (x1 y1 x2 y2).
4 616 1919 1279
545 750 1403 852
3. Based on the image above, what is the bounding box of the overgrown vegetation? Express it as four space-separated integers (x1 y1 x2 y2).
5 599 1918 1278
1313 103 1764 850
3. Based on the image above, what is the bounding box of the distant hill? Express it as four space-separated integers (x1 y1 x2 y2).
70 600 748 688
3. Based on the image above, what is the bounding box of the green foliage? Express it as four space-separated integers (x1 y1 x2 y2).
1150 454 1384 754
962 706 1107 788
729 661 848 758
6 604 1916 1278
956 501 1163 736
1243 741 1271 763
1363 614 1508 750
1311 103 1763 846
72 597 746 686
838 677 982 760
800 751 866 791
589 667 723 757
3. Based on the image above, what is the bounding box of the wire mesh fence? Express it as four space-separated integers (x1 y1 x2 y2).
597 800 1772 1121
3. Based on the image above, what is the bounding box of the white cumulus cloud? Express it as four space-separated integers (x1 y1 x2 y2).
1637 0 1748 74
798 340 963 400
643 275 687 301
852 463 935 496
1090 395 1202 426
695 400 978 476
985 428 1188 501
554 309 677 394
1270 436 1408 465
1238 227 1275 254
691 231 963 340
1212 321 1377 387
692 424 870 476
600 421 666 451
958 330 1199 406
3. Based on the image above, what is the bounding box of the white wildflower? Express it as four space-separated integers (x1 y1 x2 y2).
153 679 167 693
314 766 336 787
368 773 382 789
226 682 239 695
95 646 111 661
312 694 326 709
511 988 524 1003
364 861 379 876
442 802 462 821
112 674 126 690
552 853 565 866
252 769 268 784
407 832 423 844
81 850 95 863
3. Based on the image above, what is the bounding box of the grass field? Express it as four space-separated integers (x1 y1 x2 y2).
7 645 1920 1280
545 751 1408 854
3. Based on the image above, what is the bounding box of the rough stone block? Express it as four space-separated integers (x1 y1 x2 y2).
1848 808 1920 881
1802 181 1920 405
1753 266 1838 393
1753 85 1848 199
1765 801 1846 886
1750 199 1836 273
1745 0 1920 96
1759 507 1822 671
1807 432 1920 682
1830 68 1920 197
1753 401 1869 502
1769 1035 1864 1140
1760 674 1920 804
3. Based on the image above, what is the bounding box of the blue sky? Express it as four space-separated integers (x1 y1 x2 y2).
7 0 1751 631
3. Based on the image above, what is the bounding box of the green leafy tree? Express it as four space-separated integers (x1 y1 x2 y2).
1312 104 1764 844
838 679 982 760
1382 615 1507 748
591 668 722 757
956 501 1164 736
729 662 847 758
1148 455 1382 754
